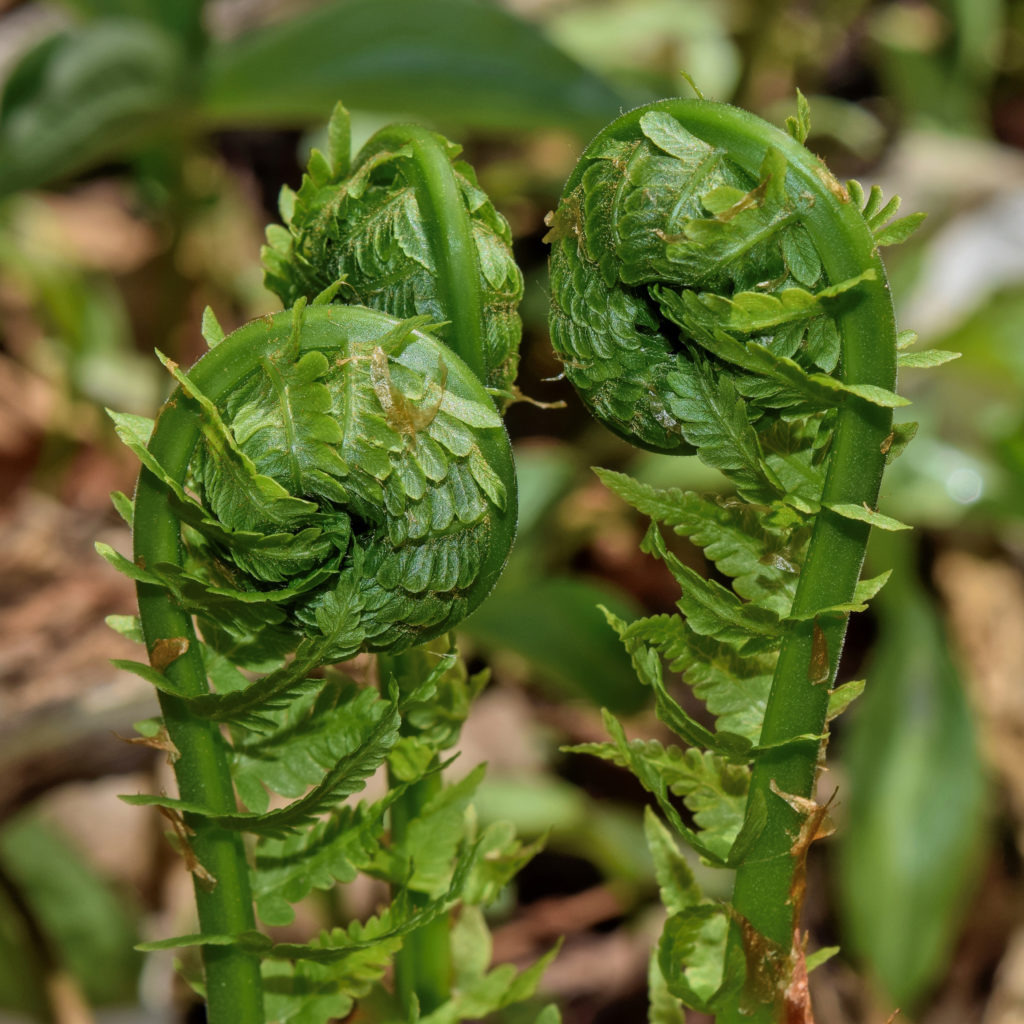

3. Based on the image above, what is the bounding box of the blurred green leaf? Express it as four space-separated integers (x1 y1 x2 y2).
0 872 50 1019
475 774 654 891
461 442 647 712
837 533 989 1010
201 0 623 133
0 19 190 198
546 0 739 105
870 0 1003 134
51 0 205 48
461 575 647 713
0 813 141 1007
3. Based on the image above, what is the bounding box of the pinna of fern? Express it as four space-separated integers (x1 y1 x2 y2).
100 103 556 1024
547 93 945 1021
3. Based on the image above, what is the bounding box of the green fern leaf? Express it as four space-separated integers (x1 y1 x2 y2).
658 905 744 1012
596 469 806 616
252 791 399 926
663 358 783 501
231 682 390 812
644 807 700 915
643 526 782 652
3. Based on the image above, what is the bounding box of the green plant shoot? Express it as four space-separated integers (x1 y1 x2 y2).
546 95 940 1022
101 104 557 1024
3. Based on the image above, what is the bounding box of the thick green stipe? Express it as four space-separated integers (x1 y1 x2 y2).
263 106 523 398
548 99 901 1021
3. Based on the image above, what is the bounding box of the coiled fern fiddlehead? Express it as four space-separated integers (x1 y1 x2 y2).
547 96 925 1021
102 105 539 1024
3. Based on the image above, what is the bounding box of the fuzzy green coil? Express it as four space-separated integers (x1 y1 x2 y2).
129 303 516 664
263 111 523 398
547 101 863 457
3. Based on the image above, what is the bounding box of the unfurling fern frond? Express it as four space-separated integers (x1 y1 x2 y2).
547 97 928 1023
104 104 558 1024
263 103 523 401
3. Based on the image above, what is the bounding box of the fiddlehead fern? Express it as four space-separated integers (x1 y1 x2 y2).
103 302 518 1021
102 105 553 1024
548 97 925 1021
263 103 523 399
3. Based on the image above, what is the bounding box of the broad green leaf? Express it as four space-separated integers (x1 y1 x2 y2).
201 0 623 134
838 539 989 1011
0 815 140 1006
460 574 647 713
0 21 188 198
52 0 205 45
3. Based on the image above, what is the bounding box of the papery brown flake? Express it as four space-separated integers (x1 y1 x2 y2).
150 636 189 671
370 346 444 438
769 781 836 918
809 621 829 685
118 725 180 764
784 929 815 1024
739 915 787 1007
815 164 850 203
157 805 217 891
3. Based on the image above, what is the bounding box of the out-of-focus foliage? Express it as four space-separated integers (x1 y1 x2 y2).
837 533 989 1010
0 0 624 198
0 814 141 1015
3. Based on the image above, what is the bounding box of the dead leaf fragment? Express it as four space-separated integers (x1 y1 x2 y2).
150 637 189 671
809 621 830 685
769 781 836 917
157 804 217 891
117 725 179 764
784 930 815 1024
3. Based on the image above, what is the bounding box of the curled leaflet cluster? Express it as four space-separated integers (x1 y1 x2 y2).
133 304 517 665
547 104 859 458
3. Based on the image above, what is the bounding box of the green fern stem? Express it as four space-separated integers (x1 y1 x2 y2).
380 647 452 1015
388 765 451 1013
671 102 898 1005
362 124 488 385
134 423 264 1024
